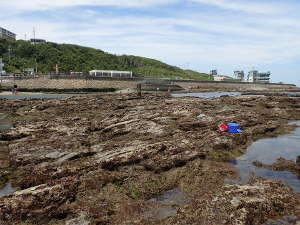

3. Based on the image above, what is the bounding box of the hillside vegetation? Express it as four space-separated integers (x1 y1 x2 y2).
0 39 210 80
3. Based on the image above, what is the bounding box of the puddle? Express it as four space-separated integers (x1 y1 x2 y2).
0 113 12 131
281 92 300 95
228 121 300 192
172 92 265 98
0 183 16 197
172 92 241 98
144 188 190 220
0 93 84 100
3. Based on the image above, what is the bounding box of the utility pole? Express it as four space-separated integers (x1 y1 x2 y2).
33 27 36 44
8 45 11 62
33 27 37 74
54 64 60 75
35 58 38 74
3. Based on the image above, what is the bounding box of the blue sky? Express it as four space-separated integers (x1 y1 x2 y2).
1 0 300 86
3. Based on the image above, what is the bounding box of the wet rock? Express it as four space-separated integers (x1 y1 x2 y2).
178 121 209 131
240 102 256 107
168 179 299 225
55 151 96 164
263 215 298 225
0 178 78 223
45 151 68 159
197 113 206 119
0 93 299 224
254 157 300 175
66 213 90 225
101 119 139 133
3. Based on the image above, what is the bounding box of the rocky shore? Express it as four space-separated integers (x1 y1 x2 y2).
0 92 300 225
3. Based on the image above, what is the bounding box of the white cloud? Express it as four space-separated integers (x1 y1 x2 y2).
4 10 300 66
188 0 283 14
1 0 300 85
1 0 177 10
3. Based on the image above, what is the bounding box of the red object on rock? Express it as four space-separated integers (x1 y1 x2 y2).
219 124 228 132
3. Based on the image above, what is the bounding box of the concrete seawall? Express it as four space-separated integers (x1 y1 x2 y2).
0 77 298 92
0 77 137 90
176 81 298 92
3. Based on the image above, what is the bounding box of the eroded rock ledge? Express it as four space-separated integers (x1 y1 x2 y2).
0 93 299 225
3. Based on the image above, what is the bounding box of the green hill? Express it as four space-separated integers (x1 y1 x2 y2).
0 39 210 80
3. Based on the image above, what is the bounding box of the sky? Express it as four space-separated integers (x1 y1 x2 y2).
1 0 300 86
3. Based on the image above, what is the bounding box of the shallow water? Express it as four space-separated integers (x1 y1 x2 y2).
0 93 83 100
0 113 12 131
172 92 265 98
144 188 190 220
229 121 300 192
0 183 16 197
172 92 242 98
281 92 300 95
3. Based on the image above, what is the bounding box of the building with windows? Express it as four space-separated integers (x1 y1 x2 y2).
0 27 16 40
248 70 271 83
234 71 245 81
30 38 46 44
89 70 133 78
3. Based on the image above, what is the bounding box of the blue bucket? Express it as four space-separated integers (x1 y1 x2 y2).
227 123 242 133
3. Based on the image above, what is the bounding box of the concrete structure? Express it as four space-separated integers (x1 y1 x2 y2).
0 58 5 75
234 71 245 81
30 39 46 44
248 70 271 83
89 70 133 78
213 75 231 82
24 68 35 76
70 72 84 76
0 27 16 40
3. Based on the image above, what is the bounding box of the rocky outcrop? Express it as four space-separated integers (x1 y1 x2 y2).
168 179 300 225
0 93 299 224
0 178 78 224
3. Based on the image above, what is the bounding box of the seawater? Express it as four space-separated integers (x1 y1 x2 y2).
229 121 300 192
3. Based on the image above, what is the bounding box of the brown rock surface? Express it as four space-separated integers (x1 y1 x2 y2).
0 93 300 224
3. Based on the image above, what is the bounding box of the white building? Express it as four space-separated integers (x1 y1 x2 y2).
234 71 245 81
0 27 16 40
248 71 271 83
213 75 230 81
89 70 133 78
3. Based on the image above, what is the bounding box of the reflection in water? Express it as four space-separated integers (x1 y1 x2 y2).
172 92 242 98
0 113 12 131
172 92 266 98
144 188 190 220
229 121 300 192
281 92 300 95
0 183 16 197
